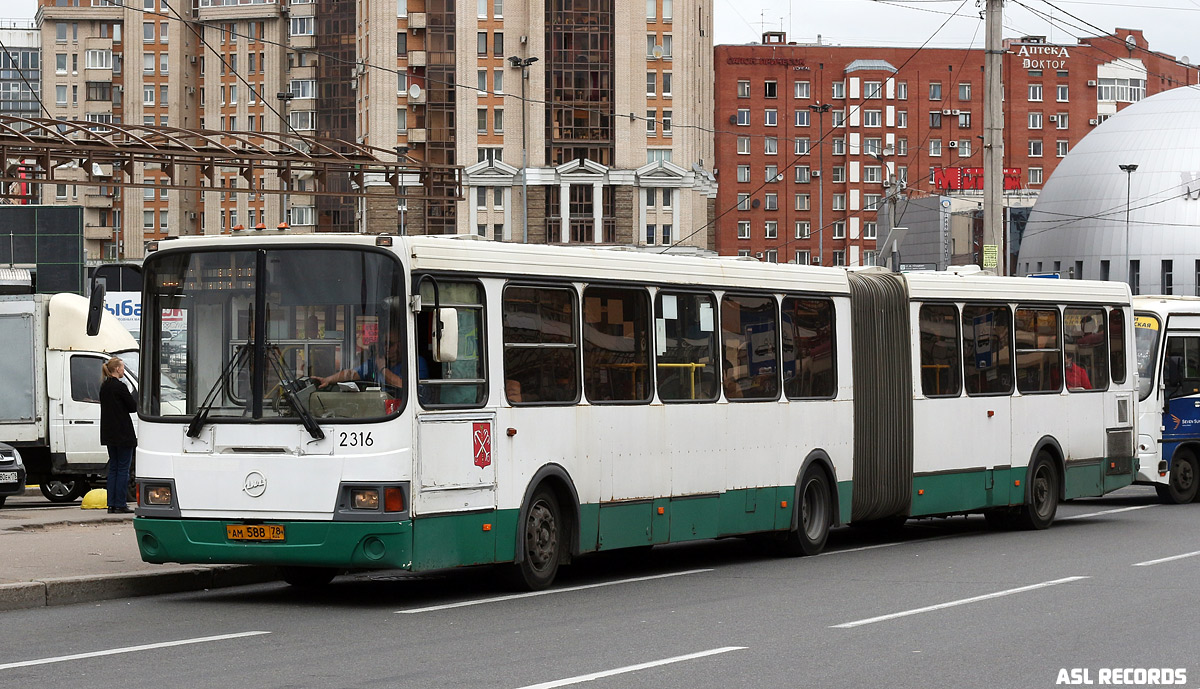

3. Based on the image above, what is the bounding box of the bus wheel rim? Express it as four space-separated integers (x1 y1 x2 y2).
525 501 557 570
801 478 827 539
1033 466 1052 518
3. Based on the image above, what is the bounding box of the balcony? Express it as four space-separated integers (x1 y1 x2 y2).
407 12 426 29
83 224 115 240
407 50 427 67
406 128 427 142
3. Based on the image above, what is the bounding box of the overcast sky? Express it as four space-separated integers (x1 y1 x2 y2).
714 0 1200 64
4 0 1198 65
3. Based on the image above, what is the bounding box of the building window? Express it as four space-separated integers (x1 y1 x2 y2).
795 137 809 155
737 165 750 183
1029 167 1043 184
958 82 971 100
289 17 314 36
897 110 908 128
1029 140 1043 157
765 80 777 98
929 82 942 100
794 194 809 211
764 137 777 155
863 222 877 240
795 222 810 239
831 110 845 127
832 250 846 266
662 72 672 96
1057 84 1068 102
930 139 942 157
143 85 155 105
764 250 777 264
1056 140 1068 157
737 80 750 98
290 79 316 99
479 109 489 133
764 109 777 126
831 166 845 183
1056 113 1068 129
865 81 882 99
737 193 750 211
795 250 810 265
863 165 882 184
957 112 971 128
735 108 749 126
494 70 504 94
958 140 971 157
737 220 750 239
897 81 908 100
494 109 504 133
646 110 657 134
478 32 488 55
794 80 809 99
765 165 778 182
737 136 750 154
864 194 881 211
494 33 504 56
863 110 882 127
863 138 883 156
645 224 656 244
832 194 846 211
646 72 656 96
930 111 942 128
794 110 809 127
1029 112 1043 129
831 81 845 99
794 166 809 183
764 193 777 211
765 221 777 239
1028 84 1043 101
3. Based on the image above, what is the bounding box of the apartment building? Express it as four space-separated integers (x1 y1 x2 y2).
35 0 715 260
1 21 42 204
713 29 1197 265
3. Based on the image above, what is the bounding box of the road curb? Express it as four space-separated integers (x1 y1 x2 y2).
0 566 280 611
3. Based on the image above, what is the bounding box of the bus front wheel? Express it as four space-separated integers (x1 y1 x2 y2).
1159 451 1199 504
512 488 562 591
1014 452 1059 530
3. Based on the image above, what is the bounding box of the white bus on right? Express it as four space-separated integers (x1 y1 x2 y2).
1134 296 1200 503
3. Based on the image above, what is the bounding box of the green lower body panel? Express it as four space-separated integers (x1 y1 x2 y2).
411 510 519 570
134 517 415 569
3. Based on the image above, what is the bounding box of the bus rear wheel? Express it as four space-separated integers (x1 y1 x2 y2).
279 566 338 588
1160 451 1199 504
1013 452 1059 530
512 488 562 591
777 465 832 556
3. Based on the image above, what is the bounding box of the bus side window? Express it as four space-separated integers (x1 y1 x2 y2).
720 294 780 401
1064 307 1108 391
1165 336 1200 399
782 296 837 399
1108 307 1126 384
962 304 1014 396
582 286 651 403
502 285 579 404
655 291 719 402
918 303 960 398
417 280 487 408
1015 307 1061 394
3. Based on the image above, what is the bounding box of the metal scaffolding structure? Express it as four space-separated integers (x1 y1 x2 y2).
0 116 461 202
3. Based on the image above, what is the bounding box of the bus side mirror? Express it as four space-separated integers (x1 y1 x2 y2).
86 284 106 337
433 307 458 363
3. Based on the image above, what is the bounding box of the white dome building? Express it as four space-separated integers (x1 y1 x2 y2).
1017 86 1200 294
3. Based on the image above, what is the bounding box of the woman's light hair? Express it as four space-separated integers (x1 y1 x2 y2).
102 357 125 379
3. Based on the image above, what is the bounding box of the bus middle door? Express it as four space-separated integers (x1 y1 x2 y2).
413 412 498 568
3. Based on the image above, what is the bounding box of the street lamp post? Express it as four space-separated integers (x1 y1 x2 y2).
869 145 897 269
1119 164 1138 290
509 55 539 243
809 102 830 265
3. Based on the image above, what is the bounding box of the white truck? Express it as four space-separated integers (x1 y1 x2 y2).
0 293 138 502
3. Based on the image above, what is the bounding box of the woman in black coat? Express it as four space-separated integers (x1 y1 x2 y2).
99 357 137 513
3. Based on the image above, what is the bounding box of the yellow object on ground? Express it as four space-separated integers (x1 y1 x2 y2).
81 488 108 510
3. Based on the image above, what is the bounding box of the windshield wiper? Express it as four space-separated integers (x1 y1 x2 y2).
265 345 326 441
186 344 250 438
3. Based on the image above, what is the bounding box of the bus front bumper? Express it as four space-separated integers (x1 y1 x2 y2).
133 517 414 570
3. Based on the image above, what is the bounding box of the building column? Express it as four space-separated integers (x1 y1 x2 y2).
638 185 647 245
592 181 603 243
468 186 478 235
671 189 681 243
503 187 512 241
559 181 571 243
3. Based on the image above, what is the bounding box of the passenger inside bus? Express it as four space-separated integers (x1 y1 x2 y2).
1064 352 1092 390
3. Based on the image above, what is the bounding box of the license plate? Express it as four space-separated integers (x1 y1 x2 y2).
0 471 17 484
226 524 285 541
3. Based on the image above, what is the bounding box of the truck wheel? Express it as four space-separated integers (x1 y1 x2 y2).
40 480 88 503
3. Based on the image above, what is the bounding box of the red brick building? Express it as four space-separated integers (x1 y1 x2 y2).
714 29 1198 264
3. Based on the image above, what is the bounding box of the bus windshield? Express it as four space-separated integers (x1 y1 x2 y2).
1135 313 1161 401
141 248 406 421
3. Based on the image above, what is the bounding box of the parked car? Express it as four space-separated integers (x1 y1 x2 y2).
0 443 27 507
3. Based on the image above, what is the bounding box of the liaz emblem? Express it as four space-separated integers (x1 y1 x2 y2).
473 422 492 469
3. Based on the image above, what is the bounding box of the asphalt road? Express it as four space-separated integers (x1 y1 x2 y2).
1 485 1196 689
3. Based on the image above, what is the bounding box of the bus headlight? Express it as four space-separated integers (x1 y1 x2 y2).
146 485 173 506
351 489 380 510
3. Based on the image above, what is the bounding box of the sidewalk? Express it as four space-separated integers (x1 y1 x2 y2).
0 489 278 611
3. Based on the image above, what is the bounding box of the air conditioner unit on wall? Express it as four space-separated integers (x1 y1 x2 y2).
942 109 953 115
1048 115 1057 122
951 109 961 115
1087 80 1097 86
1089 118 1098 125
948 141 958 148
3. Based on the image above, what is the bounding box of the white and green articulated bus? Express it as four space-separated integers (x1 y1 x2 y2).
131 234 1136 589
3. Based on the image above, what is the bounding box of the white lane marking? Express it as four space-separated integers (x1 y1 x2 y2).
514 646 747 689
831 576 1090 629
1059 504 1158 521
0 631 271 671
396 569 713 614
1133 550 1200 567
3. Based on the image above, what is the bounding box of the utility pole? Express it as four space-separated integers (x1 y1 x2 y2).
809 102 830 265
509 55 539 243
984 0 1005 274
